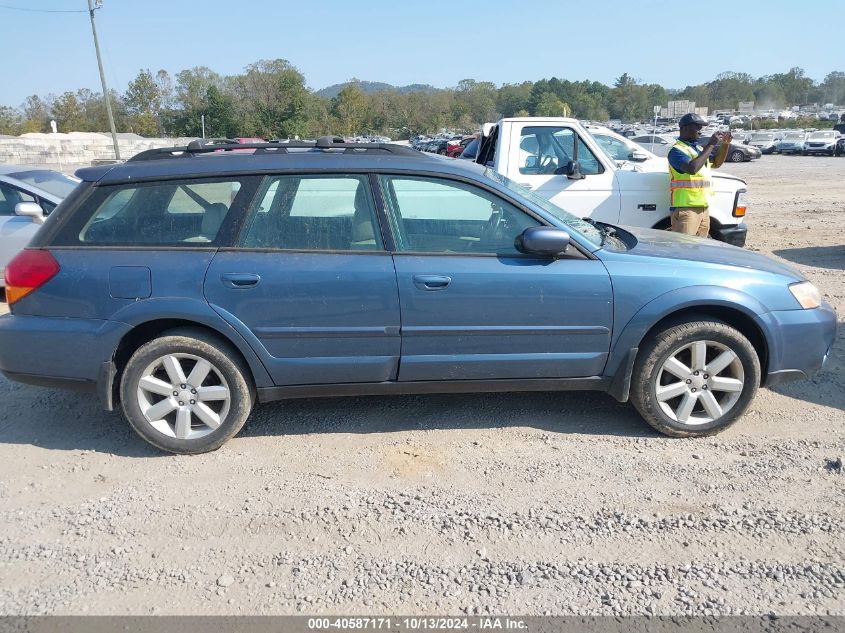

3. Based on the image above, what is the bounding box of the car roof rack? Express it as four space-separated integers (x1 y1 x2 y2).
128 135 421 162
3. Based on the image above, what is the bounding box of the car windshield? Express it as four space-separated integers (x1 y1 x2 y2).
9 170 78 198
751 133 774 141
784 133 804 139
809 131 835 139
483 168 603 247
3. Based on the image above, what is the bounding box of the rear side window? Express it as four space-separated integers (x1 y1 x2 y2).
53 177 251 246
239 175 382 251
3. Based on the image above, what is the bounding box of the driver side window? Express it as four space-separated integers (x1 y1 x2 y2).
379 176 539 255
518 126 603 176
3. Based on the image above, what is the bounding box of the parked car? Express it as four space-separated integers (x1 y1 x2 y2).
630 134 676 157
803 130 839 156
747 132 778 154
632 132 759 163
0 137 835 453
776 132 807 155
0 165 79 287
446 136 477 158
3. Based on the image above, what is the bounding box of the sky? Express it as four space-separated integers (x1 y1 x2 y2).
1 0 843 107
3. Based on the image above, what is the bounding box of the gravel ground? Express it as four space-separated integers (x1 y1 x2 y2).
0 155 842 616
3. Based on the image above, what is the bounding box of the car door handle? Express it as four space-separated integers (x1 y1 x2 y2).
221 273 261 289
413 275 451 290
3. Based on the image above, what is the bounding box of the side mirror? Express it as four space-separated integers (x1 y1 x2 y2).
524 155 539 169
563 160 585 180
15 202 45 224
629 150 649 162
515 227 570 256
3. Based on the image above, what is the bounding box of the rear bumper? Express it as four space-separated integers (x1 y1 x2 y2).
713 223 747 247
0 314 128 401
758 301 837 387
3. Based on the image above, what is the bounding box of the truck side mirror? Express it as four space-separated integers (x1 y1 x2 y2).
524 156 538 169
560 160 586 180
15 202 45 225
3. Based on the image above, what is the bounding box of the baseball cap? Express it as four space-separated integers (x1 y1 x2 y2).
679 113 707 127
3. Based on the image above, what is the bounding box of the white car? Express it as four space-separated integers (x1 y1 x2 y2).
803 130 840 156
0 165 80 286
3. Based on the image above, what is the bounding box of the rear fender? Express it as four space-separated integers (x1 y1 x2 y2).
108 298 273 388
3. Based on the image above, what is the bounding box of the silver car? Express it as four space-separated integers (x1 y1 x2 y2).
0 165 80 286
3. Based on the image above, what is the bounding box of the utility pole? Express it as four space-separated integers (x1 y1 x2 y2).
87 0 120 160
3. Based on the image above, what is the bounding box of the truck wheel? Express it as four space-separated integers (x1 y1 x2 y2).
729 150 745 162
630 320 760 437
120 329 254 454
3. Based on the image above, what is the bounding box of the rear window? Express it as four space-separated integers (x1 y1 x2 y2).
52 177 254 246
8 170 78 199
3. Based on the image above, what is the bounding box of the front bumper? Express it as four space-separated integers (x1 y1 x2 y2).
758 301 837 387
804 146 835 154
713 223 747 247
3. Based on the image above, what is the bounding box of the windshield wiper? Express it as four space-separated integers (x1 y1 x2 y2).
581 217 617 245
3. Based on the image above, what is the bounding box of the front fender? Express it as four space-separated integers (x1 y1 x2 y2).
605 285 771 379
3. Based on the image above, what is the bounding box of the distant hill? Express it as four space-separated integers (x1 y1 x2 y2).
316 81 440 99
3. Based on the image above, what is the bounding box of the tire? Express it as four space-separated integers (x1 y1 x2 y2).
630 320 761 438
729 150 745 163
119 328 254 454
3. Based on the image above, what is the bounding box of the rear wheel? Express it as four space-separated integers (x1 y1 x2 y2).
120 329 254 454
729 149 745 162
630 320 760 437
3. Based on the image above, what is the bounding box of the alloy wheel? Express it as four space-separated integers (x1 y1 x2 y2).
136 353 231 440
655 340 744 425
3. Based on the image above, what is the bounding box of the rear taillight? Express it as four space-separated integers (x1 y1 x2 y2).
4 250 60 305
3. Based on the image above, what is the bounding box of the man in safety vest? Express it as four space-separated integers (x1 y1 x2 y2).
668 113 731 236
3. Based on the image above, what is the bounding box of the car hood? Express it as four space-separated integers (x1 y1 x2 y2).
612 226 802 279
615 157 745 185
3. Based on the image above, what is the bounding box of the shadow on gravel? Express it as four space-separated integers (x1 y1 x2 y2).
0 382 163 457
0 379 655 454
773 245 845 270
242 390 655 439
768 320 845 412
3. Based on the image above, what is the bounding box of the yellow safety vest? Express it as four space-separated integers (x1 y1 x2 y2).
669 140 713 208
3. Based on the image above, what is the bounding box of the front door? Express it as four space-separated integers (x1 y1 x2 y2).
377 175 613 382
204 174 401 386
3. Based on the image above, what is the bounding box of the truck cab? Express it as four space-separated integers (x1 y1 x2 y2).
476 117 748 246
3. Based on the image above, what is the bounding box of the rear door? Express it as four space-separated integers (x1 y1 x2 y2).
204 174 401 386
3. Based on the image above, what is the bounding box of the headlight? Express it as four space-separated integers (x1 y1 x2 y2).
789 281 822 309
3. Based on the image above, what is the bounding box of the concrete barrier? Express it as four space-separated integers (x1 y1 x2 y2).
0 132 198 169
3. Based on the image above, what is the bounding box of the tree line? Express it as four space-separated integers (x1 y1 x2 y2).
1 61 843 139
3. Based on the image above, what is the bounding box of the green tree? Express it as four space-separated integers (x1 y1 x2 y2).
332 82 368 136
534 91 571 117
235 59 309 138
0 106 21 135
51 92 85 132
496 82 533 118
21 95 50 133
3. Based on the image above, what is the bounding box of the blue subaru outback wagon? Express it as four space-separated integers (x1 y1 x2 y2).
0 137 836 453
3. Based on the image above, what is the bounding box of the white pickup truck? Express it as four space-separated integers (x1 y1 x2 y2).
475 117 748 246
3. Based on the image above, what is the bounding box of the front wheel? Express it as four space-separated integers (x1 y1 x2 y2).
630 320 761 437
120 329 254 454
